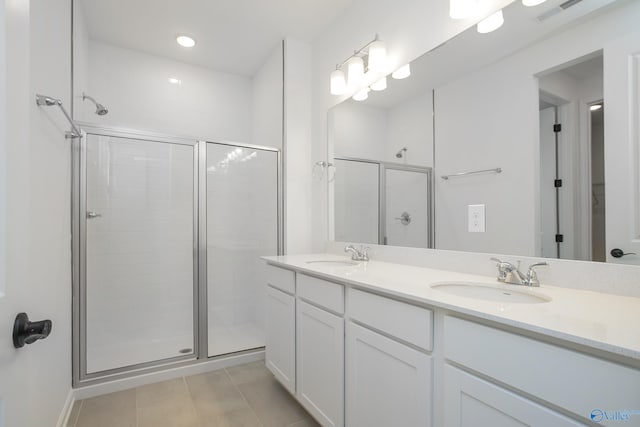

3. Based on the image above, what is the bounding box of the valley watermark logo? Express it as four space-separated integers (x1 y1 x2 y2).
590 409 640 423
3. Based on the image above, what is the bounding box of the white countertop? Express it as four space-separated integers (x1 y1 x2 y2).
263 254 640 362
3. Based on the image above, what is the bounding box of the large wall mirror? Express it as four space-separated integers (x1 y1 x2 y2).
328 0 640 265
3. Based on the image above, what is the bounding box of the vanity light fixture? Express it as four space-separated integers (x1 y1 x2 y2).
590 104 602 111
352 88 370 101
367 40 387 73
371 76 387 91
176 35 196 48
392 64 411 79
450 0 477 19
330 68 347 95
477 9 504 33
347 56 365 88
329 34 388 95
522 0 548 6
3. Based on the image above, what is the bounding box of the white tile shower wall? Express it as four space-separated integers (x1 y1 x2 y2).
310 0 512 252
325 242 640 299
83 40 253 143
85 135 195 373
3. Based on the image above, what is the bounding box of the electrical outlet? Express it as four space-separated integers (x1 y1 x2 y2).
468 204 486 232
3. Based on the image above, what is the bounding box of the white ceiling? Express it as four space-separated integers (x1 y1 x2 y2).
79 0 354 76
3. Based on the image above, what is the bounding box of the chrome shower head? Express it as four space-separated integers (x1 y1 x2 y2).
82 92 109 116
396 147 408 158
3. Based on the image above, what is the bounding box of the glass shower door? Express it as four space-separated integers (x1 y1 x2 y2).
206 143 279 357
84 133 196 374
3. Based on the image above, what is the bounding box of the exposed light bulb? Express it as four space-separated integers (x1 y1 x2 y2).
391 64 411 80
450 0 477 19
347 57 365 88
590 104 602 111
352 88 370 101
330 69 346 95
176 35 196 48
371 77 387 91
477 9 504 34
367 40 387 73
522 0 547 6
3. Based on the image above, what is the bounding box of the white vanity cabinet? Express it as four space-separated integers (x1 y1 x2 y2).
443 316 640 426
444 365 587 427
265 265 296 394
296 274 345 427
265 266 345 427
346 289 433 427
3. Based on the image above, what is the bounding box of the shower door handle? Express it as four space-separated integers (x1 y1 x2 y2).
86 211 102 219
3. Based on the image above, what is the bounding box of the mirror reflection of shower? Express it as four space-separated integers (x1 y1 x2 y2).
82 92 109 115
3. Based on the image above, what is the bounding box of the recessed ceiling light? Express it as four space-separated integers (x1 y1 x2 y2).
590 104 602 111
176 35 196 48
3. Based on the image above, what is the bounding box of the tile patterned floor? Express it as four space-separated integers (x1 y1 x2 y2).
67 361 321 427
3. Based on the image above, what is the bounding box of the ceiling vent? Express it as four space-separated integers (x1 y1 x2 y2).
537 0 584 22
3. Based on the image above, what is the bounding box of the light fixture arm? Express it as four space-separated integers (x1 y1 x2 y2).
335 34 380 70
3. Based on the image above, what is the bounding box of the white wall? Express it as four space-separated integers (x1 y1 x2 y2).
253 43 284 149
310 0 512 251
331 90 433 168
434 1 639 257
1 0 72 425
386 92 433 168
81 40 254 143
284 38 313 254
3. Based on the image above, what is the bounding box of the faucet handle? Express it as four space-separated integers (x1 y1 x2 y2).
490 257 511 281
525 262 548 287
361 246 371 261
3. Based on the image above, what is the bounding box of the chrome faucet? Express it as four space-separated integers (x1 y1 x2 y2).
344 244 370 261
490 258 548 287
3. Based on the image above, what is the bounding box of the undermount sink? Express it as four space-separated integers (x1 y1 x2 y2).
306 260 359 267
430 282 551 304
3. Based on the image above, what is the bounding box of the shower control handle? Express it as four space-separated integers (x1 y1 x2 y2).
86 211 102 219
13 313 52 348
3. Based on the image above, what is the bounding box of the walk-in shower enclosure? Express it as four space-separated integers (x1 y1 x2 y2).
71 126 282 385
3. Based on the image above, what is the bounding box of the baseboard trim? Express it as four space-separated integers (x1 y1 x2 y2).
56 389 75 427
72 349 265 400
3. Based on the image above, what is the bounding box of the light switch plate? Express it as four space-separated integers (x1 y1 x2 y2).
468 204 486 232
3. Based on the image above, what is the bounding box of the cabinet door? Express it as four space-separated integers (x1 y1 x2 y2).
266 285 296 393
297 300 344 427
444 365 587 427
346 322 432 427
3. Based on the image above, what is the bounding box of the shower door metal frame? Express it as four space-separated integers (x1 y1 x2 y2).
333 156 433 248
72 124 283 387
72 125 200 387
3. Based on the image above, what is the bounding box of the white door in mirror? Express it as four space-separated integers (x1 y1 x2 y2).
604 33 640 264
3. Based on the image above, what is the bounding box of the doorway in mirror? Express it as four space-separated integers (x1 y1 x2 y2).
538 53 604 261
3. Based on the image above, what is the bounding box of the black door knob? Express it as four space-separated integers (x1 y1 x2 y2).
610 248 637 258
12 313 52 348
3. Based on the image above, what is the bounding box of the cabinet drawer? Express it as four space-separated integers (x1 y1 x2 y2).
265 263 295 295
348 288 433 351
298 274 344 314
444 316 640 424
